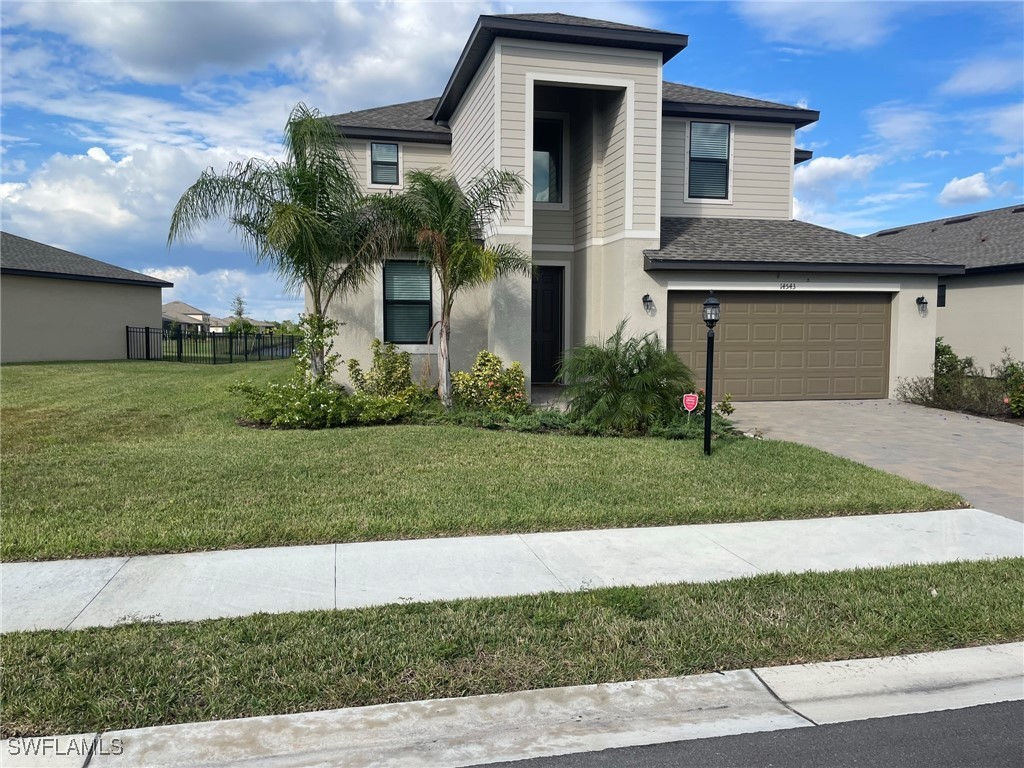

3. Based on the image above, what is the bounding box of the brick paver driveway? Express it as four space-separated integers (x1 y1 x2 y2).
730 400 1023 522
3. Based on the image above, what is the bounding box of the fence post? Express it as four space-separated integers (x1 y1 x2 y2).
126 326 131 359
257 333 262 361
144 326 151 360
243 332 249 362
212 333 217 365
177 326 183 362
228 333 233 364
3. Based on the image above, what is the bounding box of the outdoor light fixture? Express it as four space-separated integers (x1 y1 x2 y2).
702 292 721 456
642 293 654 312
916 296 928 314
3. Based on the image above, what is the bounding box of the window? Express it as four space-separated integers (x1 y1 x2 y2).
688 122 730 200
384 261 431 344
937 284 946 308
370 143 399 185
533 118 563 203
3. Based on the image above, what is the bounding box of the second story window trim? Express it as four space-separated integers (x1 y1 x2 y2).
683 120 734 205
533 112 571 211
369 142 402 188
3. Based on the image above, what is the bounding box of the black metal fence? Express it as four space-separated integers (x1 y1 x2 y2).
127 326 300 364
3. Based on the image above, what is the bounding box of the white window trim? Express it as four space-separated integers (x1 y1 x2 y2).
532 256 572 357
533 111 571 212
373 256 438 354
367 141 404 190
682 120 735 206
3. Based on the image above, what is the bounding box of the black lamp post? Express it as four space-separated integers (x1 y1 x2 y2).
702 291 721 456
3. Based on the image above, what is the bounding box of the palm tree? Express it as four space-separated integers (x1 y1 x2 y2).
167 103 398 380
391 169 530 407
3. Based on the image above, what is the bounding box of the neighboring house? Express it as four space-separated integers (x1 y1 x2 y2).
208 316 276 334
0 231 172 363
209 316 231 333
323 12 960 401
868 205 1024 370
162 301 211 332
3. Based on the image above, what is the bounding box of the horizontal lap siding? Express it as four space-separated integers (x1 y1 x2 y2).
451 47 496 188
662 119 793 219
347 142 451 194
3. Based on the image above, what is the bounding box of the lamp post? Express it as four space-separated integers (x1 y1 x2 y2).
702 291 721 456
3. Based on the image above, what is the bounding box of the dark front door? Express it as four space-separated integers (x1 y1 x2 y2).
531 266 564 384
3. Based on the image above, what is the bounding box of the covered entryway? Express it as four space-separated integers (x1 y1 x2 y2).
667 291 891 400
531 266 564 384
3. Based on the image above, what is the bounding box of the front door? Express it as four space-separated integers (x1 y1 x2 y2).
531 266 564 384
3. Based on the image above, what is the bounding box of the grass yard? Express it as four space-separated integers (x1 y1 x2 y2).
1 361 963 561
2 558 1021 737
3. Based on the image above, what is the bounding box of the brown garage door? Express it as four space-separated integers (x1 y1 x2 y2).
667 291 891 401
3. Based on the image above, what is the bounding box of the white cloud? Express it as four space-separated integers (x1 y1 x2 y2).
940 58 1024 96
793 196 892 235
794 154 884 197
866 104 938 153
924 149 950 159
937 172 1013 206
736 1 902 49
143 266 302 322
992 152 1024 173
977 103 1024 154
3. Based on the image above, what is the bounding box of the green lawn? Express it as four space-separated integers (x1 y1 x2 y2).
2 559 1021 737
1 361 963 561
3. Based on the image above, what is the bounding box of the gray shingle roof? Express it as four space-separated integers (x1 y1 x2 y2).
867 205 1024 271
645 217 962 272
1 232 172 287
492 13 668 34
163 300 208 316
662 82 806 112
329 98 447 136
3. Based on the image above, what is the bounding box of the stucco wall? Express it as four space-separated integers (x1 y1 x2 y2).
937 270 1024 369
1 275 164 363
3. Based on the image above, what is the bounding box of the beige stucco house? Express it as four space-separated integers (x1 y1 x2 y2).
1 232 172 363
868 206 1024 370
322 12 960 401
162 301 211 332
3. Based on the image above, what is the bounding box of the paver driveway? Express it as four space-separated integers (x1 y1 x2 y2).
730 400 1023 522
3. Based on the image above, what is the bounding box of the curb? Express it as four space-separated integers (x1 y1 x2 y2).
5 643 1022 768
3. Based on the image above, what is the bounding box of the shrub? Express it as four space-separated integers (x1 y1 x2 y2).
230 378 352 429
451 351 529 414
992 351 1024 418
348 339 416 397
559 320 695 434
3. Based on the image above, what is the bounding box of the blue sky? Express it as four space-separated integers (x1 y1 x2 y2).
2 1 1022 321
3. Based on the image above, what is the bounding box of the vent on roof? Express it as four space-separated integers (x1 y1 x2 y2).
1013 206 1024 213
943 215 976 225
875 228 905 237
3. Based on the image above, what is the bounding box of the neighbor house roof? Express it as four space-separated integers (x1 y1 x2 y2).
162 300 208 317
433 13 689 122
0 231 173 287
867 205 1024 274
644 217 964 275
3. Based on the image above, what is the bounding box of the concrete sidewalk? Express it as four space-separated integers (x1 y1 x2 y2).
7 643 1022 767
3 508 1022 633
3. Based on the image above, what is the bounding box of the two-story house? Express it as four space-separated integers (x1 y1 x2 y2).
324 13 961 401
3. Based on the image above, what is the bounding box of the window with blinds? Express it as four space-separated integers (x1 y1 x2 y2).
688 122 730 200
371 143 399 185
384 261 431 344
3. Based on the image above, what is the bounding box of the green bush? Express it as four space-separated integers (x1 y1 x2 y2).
452 350 528 414
559 320 695 434
348 339 415 397
992 351 1024 418
231 379 352 429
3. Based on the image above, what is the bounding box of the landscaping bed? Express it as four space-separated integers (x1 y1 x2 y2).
2 558 1021 737
1 361 963 561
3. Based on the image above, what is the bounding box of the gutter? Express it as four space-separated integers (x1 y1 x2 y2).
643 257 966 276
0 267 174 288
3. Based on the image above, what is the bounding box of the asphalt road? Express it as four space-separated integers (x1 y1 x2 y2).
485 701 1024 768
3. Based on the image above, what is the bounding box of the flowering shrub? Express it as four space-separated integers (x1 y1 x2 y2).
452 351 528 414
231 378 352 429
294 314 340 383
348 339 415 397
993 352 1024 418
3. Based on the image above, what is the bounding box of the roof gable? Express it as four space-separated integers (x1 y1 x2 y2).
0 232 172 287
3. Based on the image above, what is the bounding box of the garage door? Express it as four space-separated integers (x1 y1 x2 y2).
667 291 891 401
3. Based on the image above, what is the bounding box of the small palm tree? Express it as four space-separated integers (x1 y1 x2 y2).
559 320 695 434
388 169 530 407
167 103 398 380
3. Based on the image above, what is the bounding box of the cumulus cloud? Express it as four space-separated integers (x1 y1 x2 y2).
992 152 1024 173
793 154 884 197
937 172 1013 206
940 58 1024 96
143 265 302 321
735 1 902 49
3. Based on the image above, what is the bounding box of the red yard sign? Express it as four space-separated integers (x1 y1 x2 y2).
682 393 699 412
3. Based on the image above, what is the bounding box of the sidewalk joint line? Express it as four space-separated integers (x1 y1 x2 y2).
750 667 818 727
516 534 570 591
697 531 764 573
65 558 132 631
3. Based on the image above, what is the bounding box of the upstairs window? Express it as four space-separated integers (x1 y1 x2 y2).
370 142 399 185
937 284 947 308
688 122 730 200
533 118 563 204
384 261 432 344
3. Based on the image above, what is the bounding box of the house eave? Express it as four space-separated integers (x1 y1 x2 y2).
662 101 820 128
335 127 452 145
642 257 966 276
952 262 1024 277
0 267 173 288
433 16 688 122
